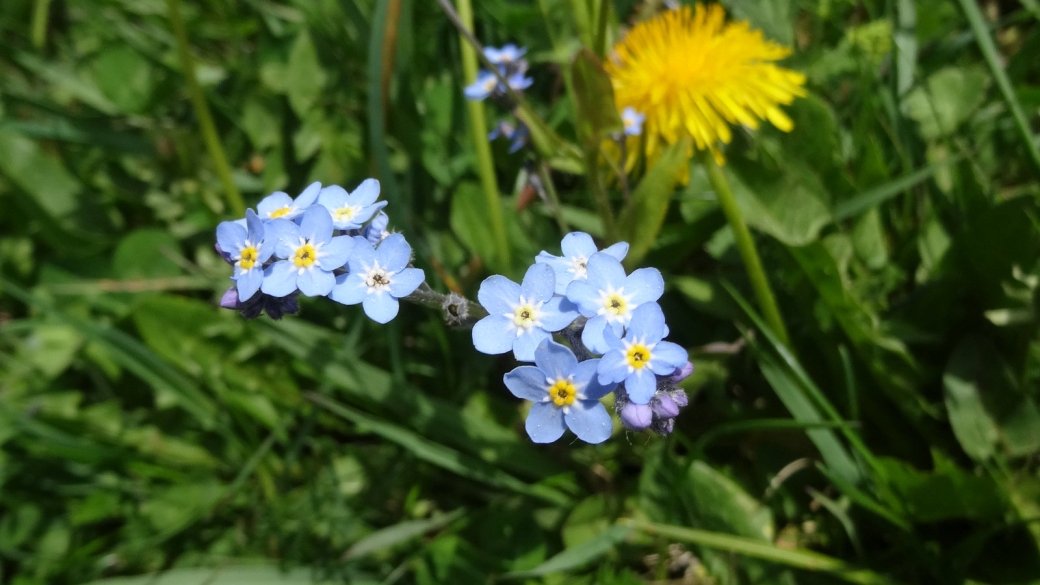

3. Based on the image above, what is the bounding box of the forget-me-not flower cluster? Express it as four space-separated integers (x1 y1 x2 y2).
215 180 424 323
472 231 693 445
464 43 533 153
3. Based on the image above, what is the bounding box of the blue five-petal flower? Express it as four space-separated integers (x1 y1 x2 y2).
256 181 321 221
328 234 425 323
317 179 388 230
536 232 629 295
216 209 273 301
484 44 527 65
464 70 499 101
621 107 646 137
504 339 617 444
597 303 688 404
261 206 355 297
565 252 664 354
472 263 580 362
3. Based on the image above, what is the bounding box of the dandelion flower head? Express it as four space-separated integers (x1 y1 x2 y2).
605 4 806 161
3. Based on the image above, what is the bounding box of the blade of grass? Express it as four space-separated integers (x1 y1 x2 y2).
832 156 961 221
956 0 1040 178
692 419 857 456
502 524 632 579
343 508 465 560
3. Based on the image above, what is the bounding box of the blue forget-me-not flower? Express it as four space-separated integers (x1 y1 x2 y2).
489 121 530 154
536 232 629 296
216 209 273 301
257 181 321 221
317 179 388 231
597 303 689 404
621 106 646 136
261 206 355 297
504 339 616 444
464 70 500 101
565 252 664 354
329 234 424 323
485 44 526 65
472 263 580 362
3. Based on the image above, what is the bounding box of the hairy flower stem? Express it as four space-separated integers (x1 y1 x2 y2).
404 282 487 328
167 0 245 217
698 150 791 347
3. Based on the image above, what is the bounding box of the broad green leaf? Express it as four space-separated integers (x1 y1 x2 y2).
726 157 831 246
903 66 990 140
562 495 612 548
0 128 81 224
503 524 632 579
112 230 183 280
618 139 690 267
686 461 774 541
878 455 1007 523
570 49 622 146
850 208 888 270
92 46 154 114
285 32 326 116
344 509 465 560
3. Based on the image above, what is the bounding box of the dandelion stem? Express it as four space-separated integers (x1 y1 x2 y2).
452 0 511 270
536 162 570 234
698 150 790 347
167 0 245 217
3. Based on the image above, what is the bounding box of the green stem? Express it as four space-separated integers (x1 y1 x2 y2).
586 147 617 242
957 0 1040 179
454 0 510 270
699 150 790 346
593 0 610 57
31 0 52 49
167 0 245 217
537 162 569 234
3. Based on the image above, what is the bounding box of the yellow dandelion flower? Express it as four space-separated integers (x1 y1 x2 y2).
605 4 806 163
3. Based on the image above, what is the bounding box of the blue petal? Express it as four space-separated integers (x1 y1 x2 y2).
299 205 333 245
520 262 555 304
362 292 400 323
264 219 300 258
318 236 355 270
560 232 597 259
565 400 612 444
581 316 618 355
538 296 579 332
346 236 377 272
389 267 424 298
329 273 366 305
625 267 664 305
525 402 566 443
472 315 514 355
602 241 629 261
575 360 616 400
650 341 688 375
565 280 600 316
625 370 657 404
625 302 666 345
244 209 265 243
536 252 573 296
257 191 292 218
354 200 388 225
216 221 247 256
597 349 629 385
503 366 549 402
533 339 578 380
349 178 380 207
584 252 626 293
296 181 321 208
477 275 520 315
376 233 411 273
256 241 275 264
261 261 297 297
513 328 550 362
317 185 349 209
297 267 335 297
236 267 263 301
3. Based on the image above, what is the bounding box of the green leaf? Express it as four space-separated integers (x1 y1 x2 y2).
83 566 333 585
686 461 774 541
112 230 183 280
570 49 622 146
903 66 990 140
618 139 690 267
0 128 82 225
832 158 957 221
503 524 631 579
92 46 154 113
878 455 1008 523
850 208 888 270
726 157 832 246
285 31 326 116
344 509 465 560
450 181 496 259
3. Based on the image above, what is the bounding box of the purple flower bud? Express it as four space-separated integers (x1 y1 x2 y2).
651 394 680 419
651 417 675 436
219 287 240 309
669 361 695 382
619 402 653 430
670 389 689 408
214 241 234 264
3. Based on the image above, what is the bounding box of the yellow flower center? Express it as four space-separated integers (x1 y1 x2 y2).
269 206 292 219
604 293 627 316
239 246 258 270
334 205 358 222
626 344 651 369
293 244 317 268
513 304 537 328
549 379 577 407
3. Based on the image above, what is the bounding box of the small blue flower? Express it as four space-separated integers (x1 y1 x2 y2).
507 71 534 92
489 120 530 153
363 211 390 246
597 303 688 404
257 182 321 221
504 339 616 444
536 232 629 295
484 44 527 65
329 234 425 323
472 263 580 362
317 179 388 231
216 209 273 301
261 206 355 297
565 253 663 354
464 70 499 101
621 107 646 137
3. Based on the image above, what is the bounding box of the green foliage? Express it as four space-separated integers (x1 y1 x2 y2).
2 0 1040 584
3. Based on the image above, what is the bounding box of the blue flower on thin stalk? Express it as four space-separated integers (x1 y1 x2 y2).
216 209 273 301
489 120 530 153
621 107 646 136
485 44 527 65
597 303 688 404
256 181 321 221
329 234 425 324
317 179 388 231
472 263 579 362
536 232 629 295
261 206 355 297
464 70 499 101
565 252 664 354
504 339 616 444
